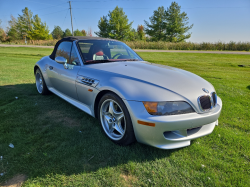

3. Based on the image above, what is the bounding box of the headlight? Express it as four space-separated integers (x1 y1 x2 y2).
143 101 195 116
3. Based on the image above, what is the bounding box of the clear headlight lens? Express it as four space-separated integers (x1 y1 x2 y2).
143 101 195 116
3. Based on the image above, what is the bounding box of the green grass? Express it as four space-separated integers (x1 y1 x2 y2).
0 47 249 186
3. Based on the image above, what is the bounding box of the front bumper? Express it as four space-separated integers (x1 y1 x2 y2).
124 96 222 149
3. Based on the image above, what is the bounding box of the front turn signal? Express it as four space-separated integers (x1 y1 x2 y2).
143 102 158 114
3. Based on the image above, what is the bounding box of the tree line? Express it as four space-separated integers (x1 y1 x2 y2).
0 2 193 42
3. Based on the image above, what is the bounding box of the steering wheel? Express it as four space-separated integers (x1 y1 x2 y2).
112 53 124 59
103 54 109 59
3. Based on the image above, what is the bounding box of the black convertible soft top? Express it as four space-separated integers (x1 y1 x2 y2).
49 36 117 60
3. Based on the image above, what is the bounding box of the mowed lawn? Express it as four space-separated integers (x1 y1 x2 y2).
0 47 249 186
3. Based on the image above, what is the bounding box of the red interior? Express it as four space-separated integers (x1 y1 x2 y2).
95 51 104 56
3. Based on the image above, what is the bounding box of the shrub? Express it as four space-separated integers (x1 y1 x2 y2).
125 41 250 51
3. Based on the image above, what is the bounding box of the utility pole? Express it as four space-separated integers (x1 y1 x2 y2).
69 1 74 36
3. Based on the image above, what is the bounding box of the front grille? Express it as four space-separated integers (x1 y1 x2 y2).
199 96 211 110
211 92 217 107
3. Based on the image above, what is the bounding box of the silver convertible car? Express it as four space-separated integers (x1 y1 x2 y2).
34 36 222 149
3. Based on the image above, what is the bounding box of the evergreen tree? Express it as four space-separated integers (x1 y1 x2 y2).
144 6 167 41
165 2 193 42
95 16 109 38
95 6 133 40
51 26 64 39
144 2 193 42
28 14 52 40
63 29 72 37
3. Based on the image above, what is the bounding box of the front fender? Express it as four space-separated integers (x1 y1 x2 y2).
78 66 199 112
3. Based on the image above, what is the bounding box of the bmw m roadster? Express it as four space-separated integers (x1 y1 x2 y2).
34 36 222 149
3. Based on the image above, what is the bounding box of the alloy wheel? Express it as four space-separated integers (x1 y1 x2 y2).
35 71 43 93
100 99 126 140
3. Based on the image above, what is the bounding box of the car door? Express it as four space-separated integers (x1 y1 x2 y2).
47 41 81 100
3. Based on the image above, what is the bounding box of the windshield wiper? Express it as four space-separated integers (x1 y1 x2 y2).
121 59 140 61
85 59 139 64
85 59 114 64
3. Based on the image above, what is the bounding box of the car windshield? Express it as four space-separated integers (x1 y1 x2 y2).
77 40 143 64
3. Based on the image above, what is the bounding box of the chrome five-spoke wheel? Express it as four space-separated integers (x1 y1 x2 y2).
98 93 136 146
100 99 126 140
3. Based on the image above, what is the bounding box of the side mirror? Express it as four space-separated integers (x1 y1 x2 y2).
55 56 67 64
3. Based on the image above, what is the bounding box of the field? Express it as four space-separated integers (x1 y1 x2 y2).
1 40 250 51
0 47 249 186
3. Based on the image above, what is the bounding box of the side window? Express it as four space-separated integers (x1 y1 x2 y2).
70 46 80 66
55 42 72 64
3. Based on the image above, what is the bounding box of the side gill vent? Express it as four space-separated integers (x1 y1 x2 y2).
77 76 99 87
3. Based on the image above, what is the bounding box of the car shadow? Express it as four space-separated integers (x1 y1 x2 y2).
0 83 184 182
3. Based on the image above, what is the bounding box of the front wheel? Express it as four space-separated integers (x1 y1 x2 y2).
98 93 136 146
35 68 49 95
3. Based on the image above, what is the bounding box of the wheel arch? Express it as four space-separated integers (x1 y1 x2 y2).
34 65 40 75
94 89 124 119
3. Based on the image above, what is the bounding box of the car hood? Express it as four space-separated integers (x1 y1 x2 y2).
88 61 214 98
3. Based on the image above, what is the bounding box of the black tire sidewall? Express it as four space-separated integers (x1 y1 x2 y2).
98 93 136 146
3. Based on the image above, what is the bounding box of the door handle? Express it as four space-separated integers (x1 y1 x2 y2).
49 66 53 70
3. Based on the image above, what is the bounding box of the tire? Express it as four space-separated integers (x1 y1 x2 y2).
35 68 50 95
98 92 136 146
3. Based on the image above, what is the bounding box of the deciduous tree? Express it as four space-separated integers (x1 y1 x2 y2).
81 29 87 36
16 7 33 39
74 29 83 36
51 26 63 39
0 19 6 42
137 25 145 40
28 14 52 40
7 15 20 40
63 29 72 37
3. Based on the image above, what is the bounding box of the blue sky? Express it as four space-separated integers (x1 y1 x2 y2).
0 0 249 43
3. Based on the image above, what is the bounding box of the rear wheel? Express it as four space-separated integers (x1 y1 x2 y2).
98 93 136 146
35 68 49 95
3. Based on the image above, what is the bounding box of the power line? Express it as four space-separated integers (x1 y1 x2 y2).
72 0 139 2
33 2 67 12
182 7 250 9
40 9 69 16
72 10 79 31
62 9 70 28
24 0 65 6
72 6 249 10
